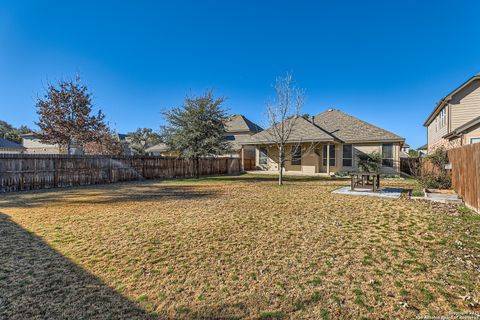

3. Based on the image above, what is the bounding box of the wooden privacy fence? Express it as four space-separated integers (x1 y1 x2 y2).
243 159 256 171
448 144 480 213
0 154 241 193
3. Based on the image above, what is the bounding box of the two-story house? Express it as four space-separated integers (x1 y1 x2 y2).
424 74 480 152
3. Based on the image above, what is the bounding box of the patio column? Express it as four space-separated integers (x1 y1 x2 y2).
326 143 330 175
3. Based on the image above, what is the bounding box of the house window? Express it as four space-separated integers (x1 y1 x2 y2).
342 144 353 167
438 108 447 128
322 144 336 166
291 145 302 165
471 138 480 144
382 143 394 167
259 147 268 165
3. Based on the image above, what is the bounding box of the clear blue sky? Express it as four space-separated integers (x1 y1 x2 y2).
1 1 479 148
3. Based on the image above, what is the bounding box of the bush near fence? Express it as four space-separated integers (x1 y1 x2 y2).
400 157 446 177
0 154 240 193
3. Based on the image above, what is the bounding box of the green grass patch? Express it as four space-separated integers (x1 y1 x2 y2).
259 311 285 319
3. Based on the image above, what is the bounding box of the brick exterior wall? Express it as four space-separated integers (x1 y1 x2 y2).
428 137 462 153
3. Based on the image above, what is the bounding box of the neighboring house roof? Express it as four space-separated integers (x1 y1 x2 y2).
0 137 25 149
443 115 480 139
246 116 336 144
145 143 170 153
424 74 480 126
417 144 428 150
400 151 410 158
20 132 39 138
116 133 128 141
402 143 410 148
313 109 405 143
225 114 263 133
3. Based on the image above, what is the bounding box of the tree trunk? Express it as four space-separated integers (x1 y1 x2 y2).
278 146 284 185
195 157 200 179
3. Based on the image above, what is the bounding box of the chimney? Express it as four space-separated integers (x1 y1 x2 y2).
311 115 315 124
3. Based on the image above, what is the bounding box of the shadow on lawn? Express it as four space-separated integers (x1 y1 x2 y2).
0 212 156 319
0 183 217 209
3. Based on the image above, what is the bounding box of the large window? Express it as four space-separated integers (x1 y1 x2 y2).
382 143 394 167
440 108 447 128
435 108 447 131
322 144 336 166
342 144 353 167
471 138 480 144
259 147 268 165
291 145 302 165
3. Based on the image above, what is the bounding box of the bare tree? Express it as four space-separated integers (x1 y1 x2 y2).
265 73 305 185
35 76 108 154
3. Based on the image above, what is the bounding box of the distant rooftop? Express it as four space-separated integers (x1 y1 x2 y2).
0 137 25 149
224 114 263 133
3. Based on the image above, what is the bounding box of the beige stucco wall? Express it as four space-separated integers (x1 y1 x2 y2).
255 142 401 174
351 143 400 174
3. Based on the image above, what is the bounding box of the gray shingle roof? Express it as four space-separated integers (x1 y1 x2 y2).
0 137 25 149
417 144 428 150
313 109 404 143
225 115 263 133
246 116 335 144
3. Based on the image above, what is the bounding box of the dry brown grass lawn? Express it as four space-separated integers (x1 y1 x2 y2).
1 174 479 319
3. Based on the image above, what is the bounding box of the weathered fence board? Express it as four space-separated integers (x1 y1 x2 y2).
0 154 240 193
449 144 480 213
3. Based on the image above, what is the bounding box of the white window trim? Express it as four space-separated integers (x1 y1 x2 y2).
259 147 268 165
471 137 480 144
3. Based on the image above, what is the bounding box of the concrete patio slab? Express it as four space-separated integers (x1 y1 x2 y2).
332 186 403 199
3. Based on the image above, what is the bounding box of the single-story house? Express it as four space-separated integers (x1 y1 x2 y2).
0 137 25 154
243 109 405 175
145 143 176 156
416 144 428 157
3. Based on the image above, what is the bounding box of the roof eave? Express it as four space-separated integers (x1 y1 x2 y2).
342 138 405 144
424 100 447 126
424 75 480 126
242 138 335 145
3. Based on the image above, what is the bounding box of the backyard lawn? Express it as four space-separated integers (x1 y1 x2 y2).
0 174 479 319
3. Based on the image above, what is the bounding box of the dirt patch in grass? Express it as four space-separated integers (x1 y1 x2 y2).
1 175 479 319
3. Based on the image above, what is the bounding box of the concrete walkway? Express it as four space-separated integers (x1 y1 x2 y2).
332 186 403 199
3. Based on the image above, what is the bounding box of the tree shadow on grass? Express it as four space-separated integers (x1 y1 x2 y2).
0 183 217 209
0 212 155 319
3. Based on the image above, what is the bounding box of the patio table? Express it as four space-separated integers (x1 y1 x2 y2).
350 172 380 192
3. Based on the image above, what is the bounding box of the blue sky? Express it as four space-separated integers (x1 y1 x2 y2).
1 1 479 148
